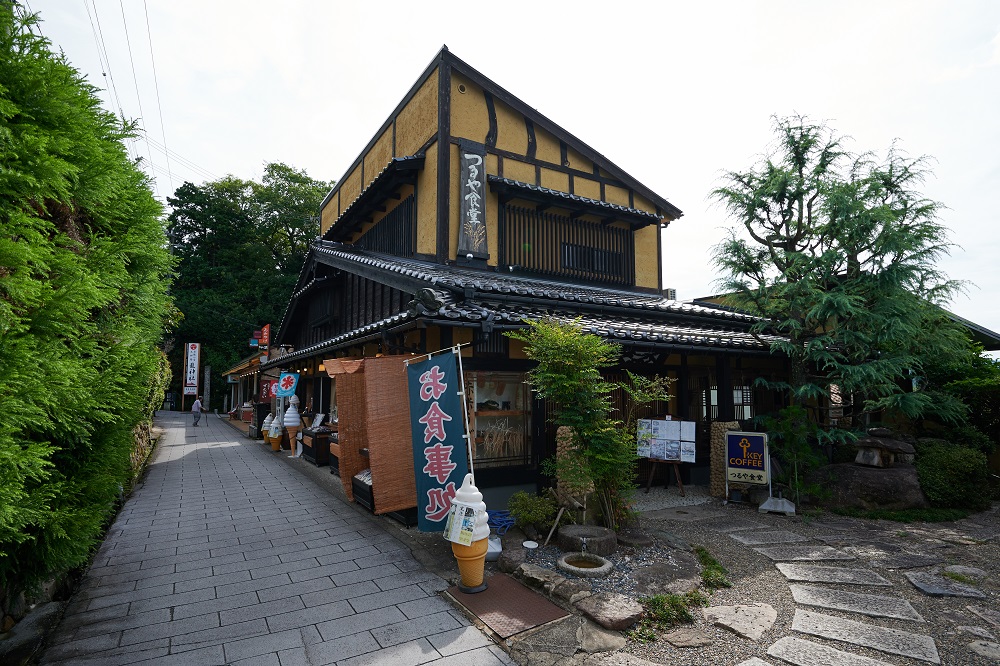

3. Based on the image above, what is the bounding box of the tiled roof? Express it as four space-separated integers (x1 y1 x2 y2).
488 176 662 224
311 243 757 324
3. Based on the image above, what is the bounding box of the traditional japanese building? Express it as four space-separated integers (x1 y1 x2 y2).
262 47 788 506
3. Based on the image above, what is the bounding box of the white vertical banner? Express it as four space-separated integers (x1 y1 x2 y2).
184 343 200 396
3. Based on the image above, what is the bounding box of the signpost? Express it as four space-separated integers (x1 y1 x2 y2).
724 430 792 514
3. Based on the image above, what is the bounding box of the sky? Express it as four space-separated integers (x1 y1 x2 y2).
27 0 1000 340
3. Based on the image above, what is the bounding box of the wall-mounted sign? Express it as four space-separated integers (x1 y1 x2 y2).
406 352 470 532
260 324 271 347
725 431 769 485
249 338 259 348
275 372 299 397
260 379 278 400
457 143 488 259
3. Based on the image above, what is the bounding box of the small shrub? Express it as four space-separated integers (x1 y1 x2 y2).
915 441 991 511
507 491 557 530
641 593 697 628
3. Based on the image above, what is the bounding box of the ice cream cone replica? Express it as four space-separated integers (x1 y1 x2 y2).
447 474 490 593
283 396 301 452
261 413 273 446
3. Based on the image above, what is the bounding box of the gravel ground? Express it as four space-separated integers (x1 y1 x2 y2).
501 485 1000 666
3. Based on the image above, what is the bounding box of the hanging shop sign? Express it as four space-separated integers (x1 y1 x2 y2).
183 343 200 395
457 142 488 259
275 372 299 397
260 324 271 348
725 431 769 485
260 379 278 401
406 352 470 532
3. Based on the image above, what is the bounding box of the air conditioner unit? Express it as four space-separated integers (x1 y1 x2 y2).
662 288 677 300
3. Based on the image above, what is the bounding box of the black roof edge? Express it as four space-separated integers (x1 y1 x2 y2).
321 156 424 241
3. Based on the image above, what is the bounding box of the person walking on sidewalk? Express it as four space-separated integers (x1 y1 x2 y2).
192 395 203 426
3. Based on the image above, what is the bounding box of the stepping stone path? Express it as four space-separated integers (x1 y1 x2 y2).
758 525 958 663
905 570 986 598
703 603 777 641
792 609 940 663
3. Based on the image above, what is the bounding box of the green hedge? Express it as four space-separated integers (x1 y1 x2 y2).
0 9 173 597
915 440 991 511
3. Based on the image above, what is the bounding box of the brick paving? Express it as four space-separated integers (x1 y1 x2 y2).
40 412 512 665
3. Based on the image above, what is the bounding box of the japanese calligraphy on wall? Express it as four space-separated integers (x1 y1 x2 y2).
637 419 696 463
457 143 488 259
725 431 769 485
406 352 470 532
184 343 200 396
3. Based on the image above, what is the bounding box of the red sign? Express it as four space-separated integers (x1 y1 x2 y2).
253 329 262 339
260 379 278 400
260 324 271 347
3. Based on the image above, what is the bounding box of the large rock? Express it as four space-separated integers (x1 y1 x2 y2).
704 603 777 641
575 592 643 631
812 463 929 511
0 602 64 666
632 551 702 595
558 525 618 557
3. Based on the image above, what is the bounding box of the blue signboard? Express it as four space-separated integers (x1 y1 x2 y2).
406 352 470 532
725 431 769 485
275 372 299 397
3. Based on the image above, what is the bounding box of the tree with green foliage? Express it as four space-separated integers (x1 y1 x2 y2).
0 7 173 599
508 319 669 530
166 164 332 407
712 115 968 431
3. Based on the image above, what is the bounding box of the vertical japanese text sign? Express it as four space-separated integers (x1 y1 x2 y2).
457 142 488 259
184 343 200 395
406 353 470 532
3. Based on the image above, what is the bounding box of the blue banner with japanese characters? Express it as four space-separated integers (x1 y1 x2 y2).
726 431 769 485
406 352 470 531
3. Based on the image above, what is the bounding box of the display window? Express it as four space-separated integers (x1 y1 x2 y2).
467 372 532 469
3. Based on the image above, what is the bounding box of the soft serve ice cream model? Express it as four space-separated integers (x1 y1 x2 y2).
283 395 302 457
445 473 490 593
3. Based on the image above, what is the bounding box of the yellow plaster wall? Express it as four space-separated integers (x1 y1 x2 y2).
396 68 439 157
509 337 528 359
566 146 592 173
450 73 490 144
416 142 438 256
540 167 569 192
340 166 362 214
320 191 338 236
605 184 630 207
633 224 660 289
574 177 601 200
454 327 473 357
486 153 499 266
534 126 561 165
503 158 536 185
494 99 528 155
364 128 394 189
633 193 656 215
425 326 441 352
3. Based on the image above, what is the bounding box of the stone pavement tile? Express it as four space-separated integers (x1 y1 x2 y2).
104 544 178 567
256 575 339 603
70 607 173 640
792 609 940 663
265 600 354 633
337 637 441 666
217 572 292 598
789 584 923 621
120 610 220 646
375 570 441 591
428 625 494 656
314 545 378 566
42 640 171 665
228 652 281 666
316 606 406 641
872 553 944 569
222 623 315 660
420 577 451 594
134 565 214 590
171 591 259 620
296 633 383 665
220 596 305 626
87 582 175 610
127 586 217 614
39 630 124 662
969 604 1000 629
56 601 131 634
349 583 430 613
767 636 895 666
735 659 774 666
754 545 856 562
174 568 252 593
906 571 986 598
330 562 403 587
776 563 892 586
95 562 176 586
170 618 270 650
73 577 138 601
730 530 810 545
131 644 228 665
217 555 283 576
397 595 455 620
370 610 464 648
287 561 355 583
429 646 511 666
300 580 380 608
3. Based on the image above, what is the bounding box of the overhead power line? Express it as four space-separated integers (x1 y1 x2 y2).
118 0 158 196
143 0 175 193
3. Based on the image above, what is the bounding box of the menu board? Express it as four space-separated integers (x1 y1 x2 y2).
637 418 697 463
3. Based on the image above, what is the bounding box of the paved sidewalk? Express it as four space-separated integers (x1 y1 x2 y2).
40 412 512 666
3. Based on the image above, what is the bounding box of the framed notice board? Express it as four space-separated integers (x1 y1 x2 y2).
637 419 696 463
